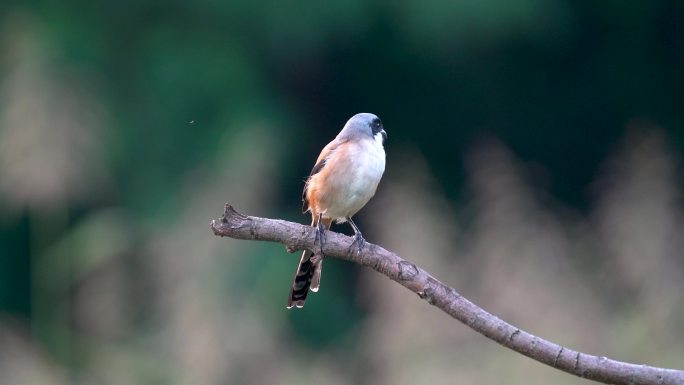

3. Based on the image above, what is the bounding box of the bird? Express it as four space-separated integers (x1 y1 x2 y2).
287 113 387 309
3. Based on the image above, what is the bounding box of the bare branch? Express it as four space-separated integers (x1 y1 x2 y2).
210 204 684 385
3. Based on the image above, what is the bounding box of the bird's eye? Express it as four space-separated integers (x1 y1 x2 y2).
370 118 383 135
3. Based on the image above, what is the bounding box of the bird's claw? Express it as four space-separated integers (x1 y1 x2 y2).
350 232 366 256
315 222 326 256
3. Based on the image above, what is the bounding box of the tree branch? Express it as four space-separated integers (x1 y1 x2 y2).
210 204 684 385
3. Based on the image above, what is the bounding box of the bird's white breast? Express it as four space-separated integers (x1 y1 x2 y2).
327 136 385 220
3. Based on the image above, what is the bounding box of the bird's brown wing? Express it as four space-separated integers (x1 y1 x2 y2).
301 138 347 213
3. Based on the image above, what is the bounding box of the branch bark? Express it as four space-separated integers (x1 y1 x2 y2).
210 204 684 385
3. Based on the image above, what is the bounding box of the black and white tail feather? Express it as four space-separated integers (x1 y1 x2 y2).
287 217 328 308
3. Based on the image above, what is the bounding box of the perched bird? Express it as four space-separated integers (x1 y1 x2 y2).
287 113 387 309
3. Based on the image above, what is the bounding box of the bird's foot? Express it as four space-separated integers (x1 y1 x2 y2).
350 232 366 256
314 221 326 257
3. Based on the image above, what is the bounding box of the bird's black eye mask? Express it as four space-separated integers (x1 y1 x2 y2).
371 118 383 135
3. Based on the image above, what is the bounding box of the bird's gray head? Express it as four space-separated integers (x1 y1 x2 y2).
337 112 387 144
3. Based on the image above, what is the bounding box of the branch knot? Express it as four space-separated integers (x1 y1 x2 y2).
397 261 419 281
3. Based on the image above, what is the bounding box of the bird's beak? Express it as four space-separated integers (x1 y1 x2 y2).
381 129 387 142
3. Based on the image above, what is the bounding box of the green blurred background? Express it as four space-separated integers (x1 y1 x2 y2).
0 1 683 384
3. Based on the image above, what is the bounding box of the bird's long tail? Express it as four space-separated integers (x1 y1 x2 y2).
287 216 331 309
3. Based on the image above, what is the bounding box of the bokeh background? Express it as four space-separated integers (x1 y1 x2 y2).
1 1 683 384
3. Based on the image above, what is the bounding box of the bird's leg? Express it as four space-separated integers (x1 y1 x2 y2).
311 213 325 264
347 217 365 255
